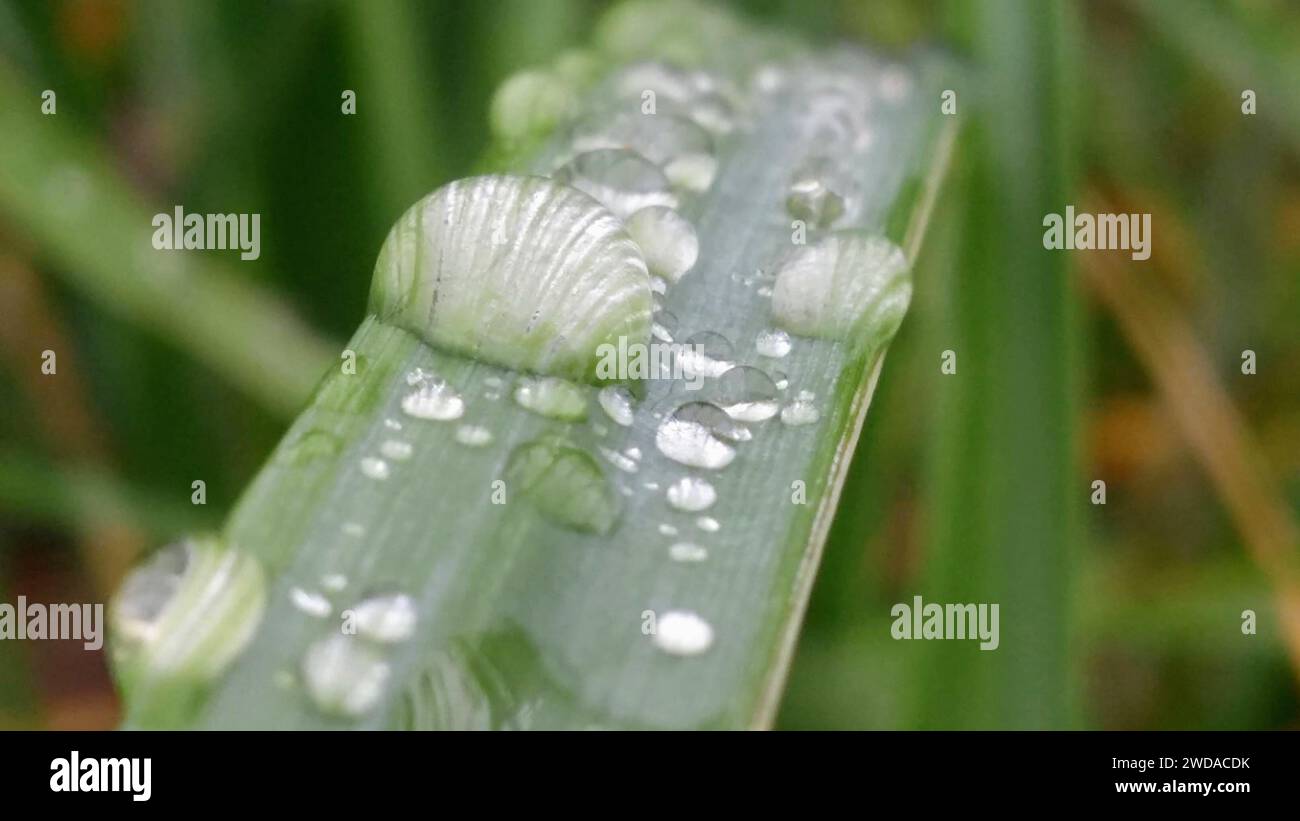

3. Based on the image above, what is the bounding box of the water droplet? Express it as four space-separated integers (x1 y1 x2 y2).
677 331 735 378
653 610 714 656
321 574 348 592
360 457 390 480
370 175 651 382
514 376 588 421
554 148 678 217
625 206 698 283
689 92 737 135
771 233 911 347
668 542 708 563
652 308 679 343
600 446 640 473
384 418 403 431
401 376 466 421
655 402 739 470
786 157 848 228
352 592 418 643
773 371 789 390
696 515 720 532
713 366 780 422
780 397 820 426
505 437 620 534
666 476 717 512
291 587 332 618
658 523 678 536
570 110 715 191
455 425 494 447
302 634 391 717
110 537 266 690
380 439 413 461
598 385 635 427
756 328 792 358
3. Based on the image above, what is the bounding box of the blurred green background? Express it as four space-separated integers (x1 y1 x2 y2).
1 0 1298 729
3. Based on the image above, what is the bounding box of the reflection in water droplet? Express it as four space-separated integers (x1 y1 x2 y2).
756 328 792 359
455 425 494 447
514 376 588 421
655 402 740 470
380 439 413 461
697 516 720 532
654 610 714 656
291 587 332 618
773 371 789 391
669 542 708 563
666 476 717 512
302 634 391 717
360 457 390 480
554 148 678 217
598 385 635 427
353 592 418 643
677 331 735 379
505 437 619 534
714 366 780 422
625 206 698 283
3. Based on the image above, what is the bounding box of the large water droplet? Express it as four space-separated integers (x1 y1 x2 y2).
352 592 418 643
713 366 780 422
770 233 911 348
624 206 698 283
554 148 678 217
505 437 619 534
302 634 391 718
513 376 588 421
655 402 739 470
755 328 792 359
597 385 635 427
677 331 735 379
654 610 714 656
665 476 717 512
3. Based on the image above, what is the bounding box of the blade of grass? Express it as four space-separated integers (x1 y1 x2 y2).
115 0 955 730
917 0 1082 729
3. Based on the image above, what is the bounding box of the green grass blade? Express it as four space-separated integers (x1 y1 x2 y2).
113 0 955 730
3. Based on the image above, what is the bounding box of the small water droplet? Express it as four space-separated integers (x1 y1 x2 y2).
352 592 418 643
668 542 708 563
401 375 466 421
598 385 635 427
570 110 715 191
696 515 720 532
773 371 789 390
756 328 792 358
360 457 390 480
514 376 588 421
455 425 494 447
112 542 191 642
666 476 717 512
653 610 714 656
786 157 848 228
658 523 678 536
380 439 413 461
600 446 640 473
384 418 403 431
321 573 348 592
714 366 780 422
291 587 332 618
643 481 660 491
554 148 678 217
302 635 391 717
780 397 820 426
